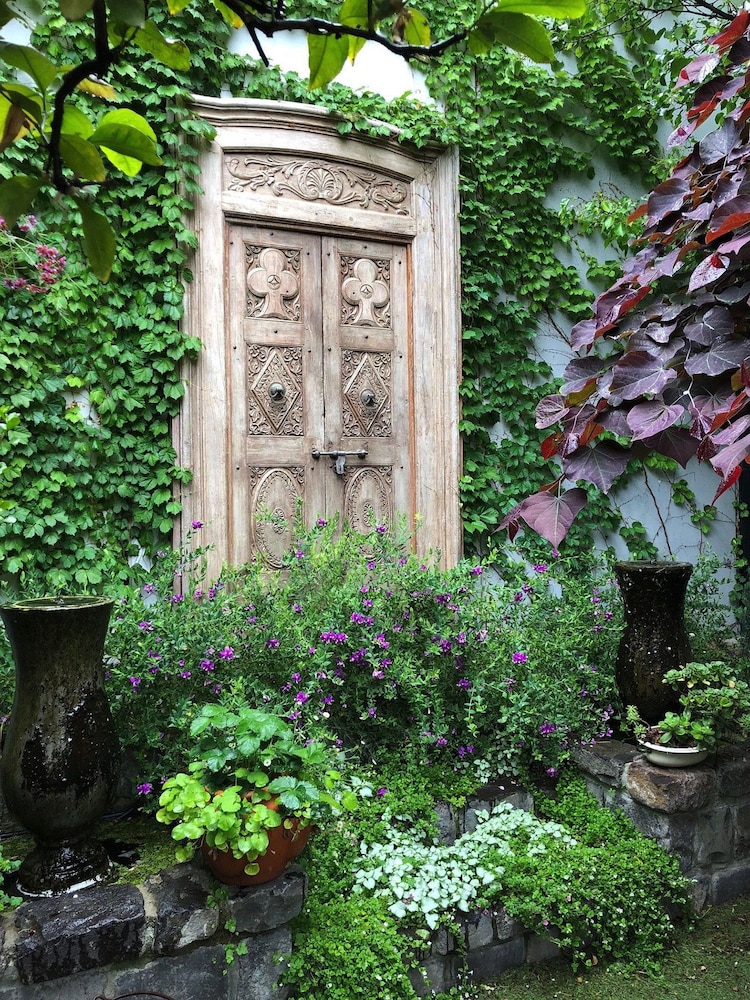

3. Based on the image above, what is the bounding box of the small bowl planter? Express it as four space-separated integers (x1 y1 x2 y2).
636 739 709 769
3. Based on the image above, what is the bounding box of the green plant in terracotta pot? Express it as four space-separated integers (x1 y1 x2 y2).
155 700 360 883
626 660 750 768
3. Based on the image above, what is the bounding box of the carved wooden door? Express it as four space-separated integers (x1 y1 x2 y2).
228 223 411 568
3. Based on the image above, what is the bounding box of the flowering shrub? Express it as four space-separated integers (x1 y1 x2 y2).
0 216 66 293
102 519 621 790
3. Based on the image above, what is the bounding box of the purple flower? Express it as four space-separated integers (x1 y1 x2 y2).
317 518 328 527
436 736 448 747
180 670 191 679
470 565 483 576
171 594 184 604
219 646 234 660
533 564 548 573
191 520 203 529
512 651 528 664
295 691 309 704
200 659 215 672
539 720 557 736
129 676 141 688
138 621 154 631
457 677 470 690
136 783 153 796
321 630 348 644
267 638 280 648
143 584 157 595
293 603 303 613
377 787 388 796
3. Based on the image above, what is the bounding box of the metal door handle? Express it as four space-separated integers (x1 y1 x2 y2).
311 447 368 474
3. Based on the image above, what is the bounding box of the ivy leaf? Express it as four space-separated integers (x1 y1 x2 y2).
469 12 555 63
0 44 59 93
59 133 106 181
516 487 588 547
0 174 42 228
308 34 349 90
74 197 116 282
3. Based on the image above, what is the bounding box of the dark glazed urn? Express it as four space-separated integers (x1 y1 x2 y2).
0 596 120 895
614 561 693 724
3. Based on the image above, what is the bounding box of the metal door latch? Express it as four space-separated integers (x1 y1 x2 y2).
311 447 368 474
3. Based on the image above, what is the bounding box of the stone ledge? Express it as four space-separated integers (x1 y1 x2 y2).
0 863 305 991
626 759 715 812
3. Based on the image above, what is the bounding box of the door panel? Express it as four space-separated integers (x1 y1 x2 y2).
229 225 411 567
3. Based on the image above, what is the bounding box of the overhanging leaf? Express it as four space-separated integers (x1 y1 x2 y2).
626 400 685 441
609 351 677 401
76 78 118 100
108 0 145 26
0 174 42 228
494 0 585 15
516 488 588 547
562 443 630 493
59 0 95 17
0 99 27 151
59 133 106 181
710 429 750 479
0 44 59 93
308 34 348 90
133 20 190 71
74 197 115 282
469 12 555 63
402 9 430 47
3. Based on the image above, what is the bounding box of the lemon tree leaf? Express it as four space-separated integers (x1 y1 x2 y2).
494 0 585 16
59 0 95 18
469 11 555 62
308 33 348 90
0 174 42 228
0 44 59 92
74 197 115 282
76 78 118 100
60 134 106 181
403 9 430 46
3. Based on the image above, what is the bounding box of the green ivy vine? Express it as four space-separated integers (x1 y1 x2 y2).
0 2 729 591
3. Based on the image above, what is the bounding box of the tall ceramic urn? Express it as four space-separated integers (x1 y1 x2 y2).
614 561 693 725
0 596 120 895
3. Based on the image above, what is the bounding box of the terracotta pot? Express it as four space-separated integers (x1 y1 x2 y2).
201 819 311 886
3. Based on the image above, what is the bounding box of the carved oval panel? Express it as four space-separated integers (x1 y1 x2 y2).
345 467 392 532
250 468 303 568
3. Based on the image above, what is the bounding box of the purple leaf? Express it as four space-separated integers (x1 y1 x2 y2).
709 413 750 446
560 356 612 395
596 409 632 438
562 443 631 493
716 280 750 304
609 351 677 401
516 488 588 548
535 394 568 430
707 194 750 242
626 401 685 441
710 430 750 479
683 305 734 345
639 427 700 468
689 387 736 434
571 318 597 351
688 252 730 292
684 336 750 376
699 119 740 165
646 178 690 225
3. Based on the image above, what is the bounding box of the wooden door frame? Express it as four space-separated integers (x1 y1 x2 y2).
175 97 462 578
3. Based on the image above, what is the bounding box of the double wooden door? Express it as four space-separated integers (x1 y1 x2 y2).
227 224 412 568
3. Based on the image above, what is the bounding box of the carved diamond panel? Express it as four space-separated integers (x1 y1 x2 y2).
246 245 301 321
248 345 303 436
341 256 390 328
249 467 305 568
341 350 391 438
225 155 410 216
344 467 393 532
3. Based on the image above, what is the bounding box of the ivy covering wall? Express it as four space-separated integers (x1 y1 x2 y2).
0 2 729 591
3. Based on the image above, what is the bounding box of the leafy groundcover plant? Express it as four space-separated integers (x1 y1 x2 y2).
282 771 691 1000
98 518 621 791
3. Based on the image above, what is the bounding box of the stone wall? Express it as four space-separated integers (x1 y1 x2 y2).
573 739 750 910
0 864 305 1000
